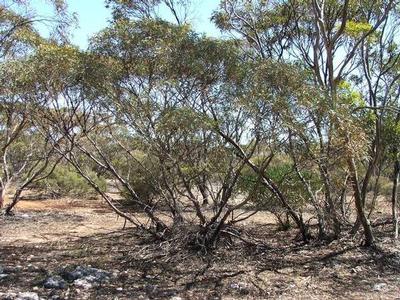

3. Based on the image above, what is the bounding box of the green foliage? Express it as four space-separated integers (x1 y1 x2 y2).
90 18 240 88
156 107 210 134
344 20 373 38
122 151 161 203
376 176 395 197
39 165 106 198
381 116 400 165
238 156 318 212
337 80 364 107
383 117 400 152
3 0 399 243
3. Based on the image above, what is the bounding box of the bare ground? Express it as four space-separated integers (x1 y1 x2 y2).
1 196 400 299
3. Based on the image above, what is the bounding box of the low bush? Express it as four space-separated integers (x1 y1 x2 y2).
38 165 107 197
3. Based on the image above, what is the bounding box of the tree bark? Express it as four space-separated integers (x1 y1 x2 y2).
214 128 310 242
5 188 22 215
198 175 209 206
0 183 9 210
347 157 375 246
391 159 399 239
0 187 5 209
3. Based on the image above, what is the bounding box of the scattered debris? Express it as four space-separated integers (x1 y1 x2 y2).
61 266 111 283
229 282 250 294
0 274 8 280
0 265 9 281
43 276 67 289
40 266 112 291
2 204 400 299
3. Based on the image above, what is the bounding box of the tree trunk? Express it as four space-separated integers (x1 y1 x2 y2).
392 159 399 239
347 157 375 246
257 175 310 241
198 175 209 206
340 183 348 221
5 188 23 215
214 128 310 242
318 165 341 237
0 183 8 210
0 187 5 209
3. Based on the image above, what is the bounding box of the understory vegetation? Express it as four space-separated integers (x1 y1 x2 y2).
2 0 400 253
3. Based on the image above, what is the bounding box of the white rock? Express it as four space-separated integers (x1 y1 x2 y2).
43 276 67 289
230 283 240 289
277 267 294 275
17 292 40 300
74 279 93 290
0 292 17 299
373 283 387 291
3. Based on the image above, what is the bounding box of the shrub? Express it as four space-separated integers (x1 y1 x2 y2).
116 150 162 205
238 155 320 212
39 165 106 197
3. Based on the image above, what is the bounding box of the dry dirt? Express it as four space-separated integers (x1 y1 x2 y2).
1 195 400 299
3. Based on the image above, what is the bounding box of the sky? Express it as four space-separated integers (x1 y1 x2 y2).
31 0 221 49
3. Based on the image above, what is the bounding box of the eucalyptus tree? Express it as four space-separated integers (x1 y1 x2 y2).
0 0 72 59
203 57 313 241
106 0 192 24
355 13 400 237
214 0 400 245
0 0 72 212
28 19 257 249
0 42 72 213
99 0 316 242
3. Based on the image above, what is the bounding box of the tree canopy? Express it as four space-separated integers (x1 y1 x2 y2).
1 0 400 249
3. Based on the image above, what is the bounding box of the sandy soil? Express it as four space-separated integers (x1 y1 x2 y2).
0 197 132 245
0 195 400 299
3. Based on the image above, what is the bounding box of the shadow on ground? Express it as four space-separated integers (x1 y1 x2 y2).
1 219 400 299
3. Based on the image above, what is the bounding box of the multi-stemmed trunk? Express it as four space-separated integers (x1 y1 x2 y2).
348 157 375 246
